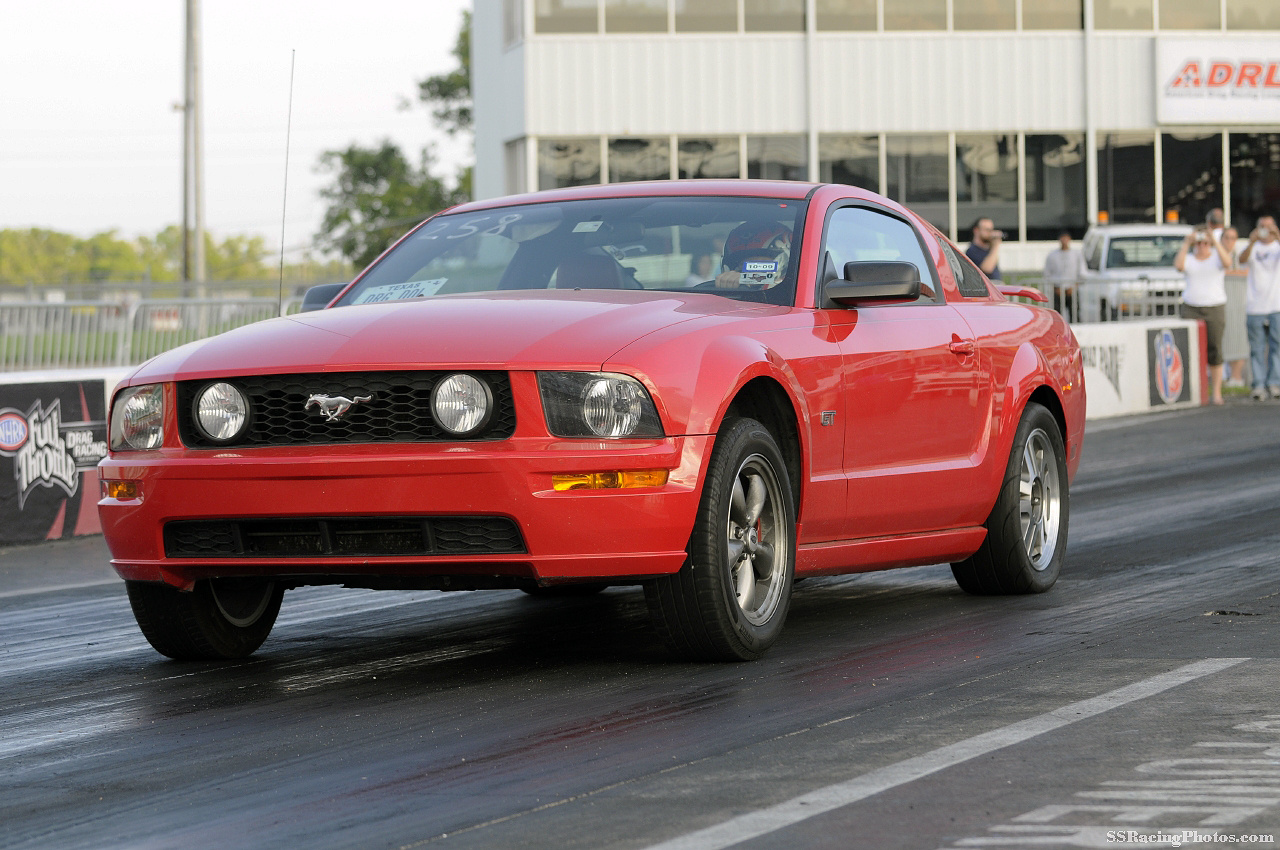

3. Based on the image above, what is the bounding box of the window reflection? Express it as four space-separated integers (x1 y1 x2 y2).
819 135 879 192
956 134 1018 239
747 136 808 181
816 0 876 30
885 134 948 232
605 0 667 32
1097 133 1156 223
953 0 1015 30
535 0 600 32
1159 0 1219 29
1228 0 1280 28
1162 132 1222 225
1229 133 1280 233
745 0 805 31
675 0 736 30
884 0 946 29
608 137 671 182
1025 134 1087 240
678 137 741 179
1023 0 1082 29
538 138 602 189
1094 0 1152 29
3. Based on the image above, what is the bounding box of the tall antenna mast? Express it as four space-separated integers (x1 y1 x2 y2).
279 50 296 316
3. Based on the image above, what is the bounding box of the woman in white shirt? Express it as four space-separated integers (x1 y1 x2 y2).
1175 226 1233 405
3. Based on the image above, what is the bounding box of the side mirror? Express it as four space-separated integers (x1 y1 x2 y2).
824 261 921 307
300 282 348 312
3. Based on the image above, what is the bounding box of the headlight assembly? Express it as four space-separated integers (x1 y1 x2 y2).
538 372 664 438
432 373 493 436
109 384 165 451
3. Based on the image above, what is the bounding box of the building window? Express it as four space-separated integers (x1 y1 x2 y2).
1025 134 1087 240
678 137 741 179
503 0 525 45
538 138 602 189
535 0 600 33
1022 0 1082 29
819 135 879 192
1158 0 1220 29
956 135 1018 240
1228 0 1280 28
745 0 805 31
747 136 808 181
885 134 948 232
1230 133 1280 232
605 0 667 32
505 138 528 195
675 0 736 30
1093 0 1152 29
608 137 671 182
1097 132 1156 223
884 0 946 30
953 0 1015 30
1162 132 1222 225
816 0 876 30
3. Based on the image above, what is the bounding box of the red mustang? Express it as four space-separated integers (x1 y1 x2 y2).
99 181 1084 662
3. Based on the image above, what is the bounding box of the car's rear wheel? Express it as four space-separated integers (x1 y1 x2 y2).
645 417 795 661
951 402 1068 595
126 578 284 660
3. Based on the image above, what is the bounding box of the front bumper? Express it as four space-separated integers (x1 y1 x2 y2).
98 434 709 590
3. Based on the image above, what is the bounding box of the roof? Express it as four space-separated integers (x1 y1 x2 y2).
452 180 822 214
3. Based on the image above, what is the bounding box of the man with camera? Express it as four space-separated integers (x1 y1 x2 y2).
966 217 1004 281
1240 215 1280 400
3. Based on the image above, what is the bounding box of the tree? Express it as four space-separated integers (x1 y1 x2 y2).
417 10 472 136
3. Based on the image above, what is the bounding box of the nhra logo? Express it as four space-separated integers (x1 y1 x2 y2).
0 412 28 452
0 400 80 509
1151 329 1185 405
1166 59 1280 94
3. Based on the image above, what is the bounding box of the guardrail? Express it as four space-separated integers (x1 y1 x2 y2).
0 297 302 372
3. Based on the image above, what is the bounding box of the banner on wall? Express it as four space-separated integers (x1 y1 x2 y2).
0 380 108 546
1072 320 1202 419
1156 36 1280 124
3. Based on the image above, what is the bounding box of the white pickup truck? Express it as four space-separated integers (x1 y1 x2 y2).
1078 223 1192 322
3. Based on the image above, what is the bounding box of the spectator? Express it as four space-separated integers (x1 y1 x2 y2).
966 217 1003 280
1240 215 1280 400
684 252 713 287
1042 230 1087 319
1220 225 1248 388
1175 225 1233 405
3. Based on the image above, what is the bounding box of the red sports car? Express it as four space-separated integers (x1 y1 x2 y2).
98 181 1084 662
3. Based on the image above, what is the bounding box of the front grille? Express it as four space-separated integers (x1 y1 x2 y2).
176 371 515 448
164 517 527 558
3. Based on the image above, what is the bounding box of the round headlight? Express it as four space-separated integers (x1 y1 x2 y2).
582 377 643 438
194 382 249 443
432 374 493 436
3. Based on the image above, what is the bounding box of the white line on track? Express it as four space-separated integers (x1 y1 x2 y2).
641 658 1249 850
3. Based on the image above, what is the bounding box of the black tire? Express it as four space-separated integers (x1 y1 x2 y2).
951 402 1068 595
126 578 284 660
645 418 796 661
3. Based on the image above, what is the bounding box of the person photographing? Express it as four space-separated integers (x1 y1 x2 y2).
1175 225 1233 405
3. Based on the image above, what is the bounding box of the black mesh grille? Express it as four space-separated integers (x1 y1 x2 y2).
176 371 515 448
164 517 527 558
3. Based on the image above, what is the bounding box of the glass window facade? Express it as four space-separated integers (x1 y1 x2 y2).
1158 0 1219 29
608 137 671 182
605 0 667 32
1025 134 1087 239
1230 134 1280 234
956 134 1018 238
1228 0 1280 28
953 0 1015 31
674 0 736 30
1162 132 1223 225
885 134 948 232
819 135 880 192
884 0 946 30
538 138 602 190
816 0 876 30
747 136 808 181
1094 0 1152 29
744 0 804 31
1097 133 1156 223
678 137 741 179
535 0 599 33
1022 0 1081 29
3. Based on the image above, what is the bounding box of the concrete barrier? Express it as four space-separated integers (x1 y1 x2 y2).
1071 319 1204 419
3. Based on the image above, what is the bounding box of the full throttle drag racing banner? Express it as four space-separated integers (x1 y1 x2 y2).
0 380 108 545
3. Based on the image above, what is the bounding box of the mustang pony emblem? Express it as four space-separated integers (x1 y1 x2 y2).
305 393 373 421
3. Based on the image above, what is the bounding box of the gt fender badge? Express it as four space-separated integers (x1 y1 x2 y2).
305 393 373 421
820 411 836 426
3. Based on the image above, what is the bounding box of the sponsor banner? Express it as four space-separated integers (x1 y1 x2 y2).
1156 36 1280 124
1072 320 1202 419
0 380 108 546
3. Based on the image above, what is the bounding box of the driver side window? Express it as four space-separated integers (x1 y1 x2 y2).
822 207 937 304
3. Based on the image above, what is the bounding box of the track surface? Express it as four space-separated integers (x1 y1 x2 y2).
2 404 1279 849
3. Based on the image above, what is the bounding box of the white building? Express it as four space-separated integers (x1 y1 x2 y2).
472 0 1280 268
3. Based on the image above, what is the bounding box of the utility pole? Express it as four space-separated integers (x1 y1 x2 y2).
183 0 206 296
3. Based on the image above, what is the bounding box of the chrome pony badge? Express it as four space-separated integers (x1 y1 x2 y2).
305 393 373 421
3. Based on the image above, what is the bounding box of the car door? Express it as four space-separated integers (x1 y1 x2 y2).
821 205 990 538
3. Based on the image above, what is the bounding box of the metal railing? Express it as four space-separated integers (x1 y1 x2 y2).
0 297 302 372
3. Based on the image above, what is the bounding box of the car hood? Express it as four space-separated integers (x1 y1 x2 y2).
128 291 787 383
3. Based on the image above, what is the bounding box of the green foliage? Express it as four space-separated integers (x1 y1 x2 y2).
418 9 472 136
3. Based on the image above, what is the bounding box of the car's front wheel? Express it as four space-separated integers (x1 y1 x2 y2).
126 578 284 660
645 417 796 661
951 402 1068 595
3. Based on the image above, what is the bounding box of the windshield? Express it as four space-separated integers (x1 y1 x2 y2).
336 196 809 307
1105 235 1185 270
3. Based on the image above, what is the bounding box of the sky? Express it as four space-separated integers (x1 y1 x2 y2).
1 0 472 260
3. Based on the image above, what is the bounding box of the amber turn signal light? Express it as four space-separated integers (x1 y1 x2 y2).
102 480 140 500
552 469 669 492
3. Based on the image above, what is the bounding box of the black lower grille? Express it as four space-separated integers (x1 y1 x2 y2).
176 371 516 448
164 517 526 558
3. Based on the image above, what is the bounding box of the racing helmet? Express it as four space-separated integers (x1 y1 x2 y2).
721 221 793 287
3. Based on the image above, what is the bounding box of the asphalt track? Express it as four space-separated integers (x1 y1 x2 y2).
2 402 1279 850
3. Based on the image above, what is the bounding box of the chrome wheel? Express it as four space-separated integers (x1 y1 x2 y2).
726 454 789 626
1020 428 1062 571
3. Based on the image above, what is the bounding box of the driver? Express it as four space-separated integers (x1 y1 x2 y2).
715 221 793 289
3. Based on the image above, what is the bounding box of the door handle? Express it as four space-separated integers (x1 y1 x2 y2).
949 339 976 356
